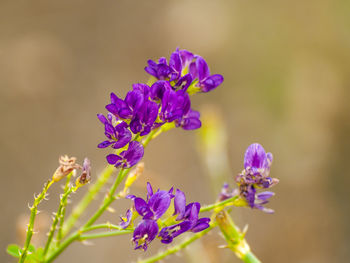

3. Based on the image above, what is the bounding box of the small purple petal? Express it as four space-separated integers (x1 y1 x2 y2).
191 217 210 233
174 189 186 220
98 140 113 148
106 154 121 165
244 143 267 170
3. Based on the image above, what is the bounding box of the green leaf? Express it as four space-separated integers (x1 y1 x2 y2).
6 244 21 258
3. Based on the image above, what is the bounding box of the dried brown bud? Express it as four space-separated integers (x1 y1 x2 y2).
52 155 82 182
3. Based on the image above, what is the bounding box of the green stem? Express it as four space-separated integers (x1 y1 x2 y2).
200 196 238 213
56 174 72 245
138 222 217 263
61 165 115 238
216 210 261 263
45 227 132 263
79 229 133 240
19 180 54 263
45 232 79 263
242 252 261 263
43 186 75 257
82 223 123 232
82 168 129 229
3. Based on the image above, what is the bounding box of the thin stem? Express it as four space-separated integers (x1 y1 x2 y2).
45 227 132 263
79 229 133 240
45 232 79 263
62 165 115 238
19 180 54 263
200 196 238 213
82 168 129 229
142 128 158 147
56 174 72 245
82 223 123 232
43 186 75 257
138 222 217 263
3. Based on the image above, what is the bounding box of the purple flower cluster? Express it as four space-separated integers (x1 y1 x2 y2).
235 143 279 213
121 183 210 251
98 49 224 168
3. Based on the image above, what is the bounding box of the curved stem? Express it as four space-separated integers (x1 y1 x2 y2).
199 196 238 213
79 229 133 240
82 168 129 229
138 222 217 263
45 227 132 263
19 180 54 263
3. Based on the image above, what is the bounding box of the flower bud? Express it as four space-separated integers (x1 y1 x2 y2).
75 158 91 188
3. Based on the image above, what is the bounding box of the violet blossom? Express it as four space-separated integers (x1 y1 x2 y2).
235 143 278 213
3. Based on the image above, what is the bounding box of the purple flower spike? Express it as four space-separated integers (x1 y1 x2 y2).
190 56 224 92
106 141 144 168
133 219 159 251
120 209 133 229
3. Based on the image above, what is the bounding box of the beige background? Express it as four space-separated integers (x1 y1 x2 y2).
1 0 350 262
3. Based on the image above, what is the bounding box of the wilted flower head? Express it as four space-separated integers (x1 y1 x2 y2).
76 158 91 187
52 155 82 182
235 143 278 213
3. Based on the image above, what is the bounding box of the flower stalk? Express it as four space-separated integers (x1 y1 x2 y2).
19 180 54 263
43 181 75 257
216 210 261 263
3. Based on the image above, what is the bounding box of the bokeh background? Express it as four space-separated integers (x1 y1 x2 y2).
1 0 350 262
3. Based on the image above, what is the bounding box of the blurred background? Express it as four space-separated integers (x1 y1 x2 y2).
1 0 350 262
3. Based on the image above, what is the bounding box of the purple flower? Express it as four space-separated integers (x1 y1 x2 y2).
97 114 132 149
150 80 172 102
235 143 278 213
106 90 144 120
133 219 159 251
133 183 173 220
132 83 150 99
106 141 144 168
130 100 159 136
159 189 210 244
144 49 194 84
145 57 172 80
190 56 223 92
160 90 191 123
175 109 201 130
120 209 133 229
